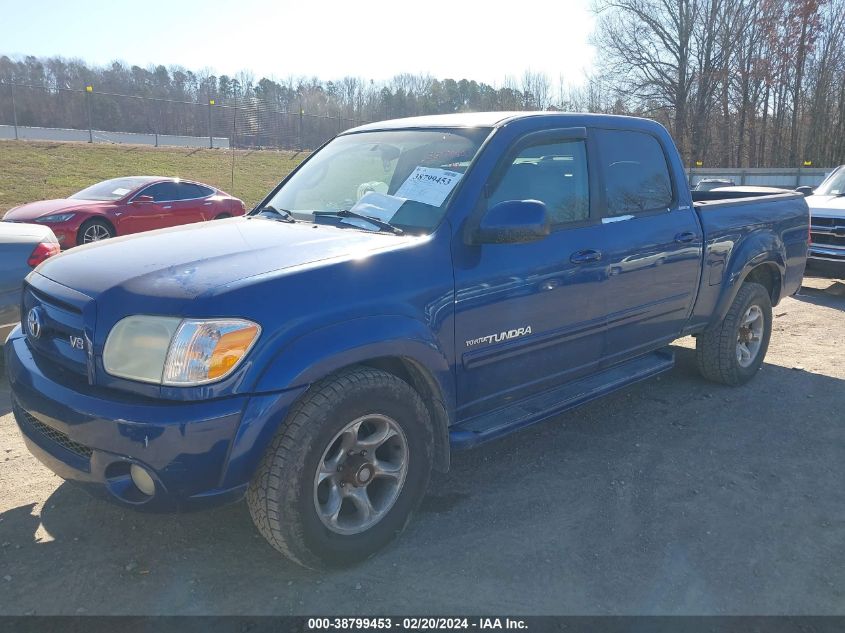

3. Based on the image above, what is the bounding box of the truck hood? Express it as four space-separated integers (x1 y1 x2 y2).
36 217 416 300
806 194 845 218
4 198 110 221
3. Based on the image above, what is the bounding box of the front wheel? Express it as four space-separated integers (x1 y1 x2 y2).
77 218 114 245
695 282 773 386
247 366 433 569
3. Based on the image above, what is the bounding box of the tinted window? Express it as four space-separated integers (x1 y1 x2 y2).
595 129 672 215
489 140 589 225
139 182 181 202
176 183 214 199
137 182 212 202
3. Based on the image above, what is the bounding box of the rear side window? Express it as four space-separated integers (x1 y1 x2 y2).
176 183 214 199
488 140 589 226
595 129 672 216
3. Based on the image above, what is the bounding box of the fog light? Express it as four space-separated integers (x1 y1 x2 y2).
129 464 156 496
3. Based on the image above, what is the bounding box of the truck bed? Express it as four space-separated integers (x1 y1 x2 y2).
686 189 809 331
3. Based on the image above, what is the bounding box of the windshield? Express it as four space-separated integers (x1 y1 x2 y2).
815 167 845 196
263 128 491 234
70 177 153 201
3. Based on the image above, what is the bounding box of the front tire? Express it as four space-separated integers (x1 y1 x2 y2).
695 282 772 386
77 218 114 245
247 366 433 569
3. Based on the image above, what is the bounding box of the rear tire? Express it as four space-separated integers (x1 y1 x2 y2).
77 218 114 245
247 366 433 569
695 282 772 386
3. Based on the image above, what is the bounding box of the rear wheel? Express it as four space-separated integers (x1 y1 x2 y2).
695 282 772 386
247 366 433 569
77 218 114 245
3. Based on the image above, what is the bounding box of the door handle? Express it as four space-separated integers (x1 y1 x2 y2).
570 249 602 264
675 231 696 243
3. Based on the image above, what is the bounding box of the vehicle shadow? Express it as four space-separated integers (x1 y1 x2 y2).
0 361 11 417
1 345 843 614
795 279 845 311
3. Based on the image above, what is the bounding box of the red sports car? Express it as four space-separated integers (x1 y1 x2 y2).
3 177 246 247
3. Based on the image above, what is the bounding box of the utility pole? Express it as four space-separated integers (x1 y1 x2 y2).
10 83 18 140
85 85 94 143
299 97 303 151
208 98 215 149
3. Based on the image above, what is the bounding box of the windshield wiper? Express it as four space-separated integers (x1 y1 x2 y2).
254 204 296 223
312 209 404 235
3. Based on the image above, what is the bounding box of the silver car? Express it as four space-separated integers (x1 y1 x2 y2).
1 222 60 341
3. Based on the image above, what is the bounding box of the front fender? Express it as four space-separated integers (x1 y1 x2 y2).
253 314 455 410
709 231 785 328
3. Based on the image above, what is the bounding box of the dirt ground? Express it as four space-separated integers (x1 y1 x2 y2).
0 272 843 615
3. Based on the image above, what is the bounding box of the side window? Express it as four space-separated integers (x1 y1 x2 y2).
175 183 213 199
139 183 179 202
594 129 673 216
488 140 589 226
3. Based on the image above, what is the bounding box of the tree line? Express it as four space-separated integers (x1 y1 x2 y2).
1 0 844 165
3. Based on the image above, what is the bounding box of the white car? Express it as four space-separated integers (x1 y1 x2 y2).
0 222 61 341
804 166 845 273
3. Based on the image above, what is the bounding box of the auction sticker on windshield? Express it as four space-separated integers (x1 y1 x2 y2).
395 166 463 207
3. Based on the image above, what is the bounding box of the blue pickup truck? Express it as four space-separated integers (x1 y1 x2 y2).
6 112 808 568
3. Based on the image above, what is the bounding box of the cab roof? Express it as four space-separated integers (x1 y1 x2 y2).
344 111 656 134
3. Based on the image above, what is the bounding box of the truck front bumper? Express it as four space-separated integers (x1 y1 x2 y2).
4 329 305 511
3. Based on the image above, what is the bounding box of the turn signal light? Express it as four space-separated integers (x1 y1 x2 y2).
208 324 261 379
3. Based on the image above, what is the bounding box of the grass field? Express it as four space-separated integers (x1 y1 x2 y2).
0 140 307 216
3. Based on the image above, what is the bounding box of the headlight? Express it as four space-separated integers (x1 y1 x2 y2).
103 316 261 386
35 213 77 223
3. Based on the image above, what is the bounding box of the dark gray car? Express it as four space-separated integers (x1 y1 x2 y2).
1 222 60 341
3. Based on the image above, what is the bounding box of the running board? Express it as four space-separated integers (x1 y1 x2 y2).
449 349 675 450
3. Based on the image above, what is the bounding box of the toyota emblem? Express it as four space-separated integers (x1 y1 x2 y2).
27 307 43 340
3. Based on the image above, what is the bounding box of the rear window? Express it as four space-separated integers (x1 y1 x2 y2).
595 129 673 216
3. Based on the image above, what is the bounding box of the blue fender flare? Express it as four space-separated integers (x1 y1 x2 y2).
253 315 453 402
709 232 786 329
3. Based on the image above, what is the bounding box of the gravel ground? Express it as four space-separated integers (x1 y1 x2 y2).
0 273 843 615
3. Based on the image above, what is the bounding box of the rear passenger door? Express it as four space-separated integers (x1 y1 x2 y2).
592 128 703 365
168 183 216 226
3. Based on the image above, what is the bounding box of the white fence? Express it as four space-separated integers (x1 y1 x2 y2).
0 124 229 149
687 167 832 189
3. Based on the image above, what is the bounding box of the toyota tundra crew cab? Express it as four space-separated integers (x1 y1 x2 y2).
5 112 809 568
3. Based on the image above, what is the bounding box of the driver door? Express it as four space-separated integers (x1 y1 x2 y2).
122 183 175 234
452 129 610 418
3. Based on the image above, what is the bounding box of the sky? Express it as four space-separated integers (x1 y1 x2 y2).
0 0 597 87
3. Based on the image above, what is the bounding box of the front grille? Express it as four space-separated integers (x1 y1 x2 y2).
17 406 93 459
811 233 845 247
22 283 90 377
812 217 841 228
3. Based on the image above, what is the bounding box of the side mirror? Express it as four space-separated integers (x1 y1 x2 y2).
795 186 814 197
133 194 155 204
473 200 551 244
